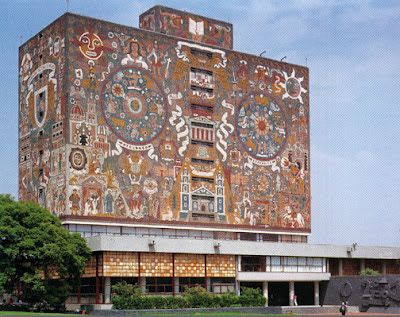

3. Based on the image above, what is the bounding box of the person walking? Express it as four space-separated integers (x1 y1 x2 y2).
340 301 348 315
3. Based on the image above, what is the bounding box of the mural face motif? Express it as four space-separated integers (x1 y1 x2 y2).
101 67 167 144
236 95 287 160
78 32 104 60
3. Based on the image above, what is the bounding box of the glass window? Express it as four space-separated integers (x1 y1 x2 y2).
107 226 120 235
163 229 176 238
149 228 163 237
189 230 202 239
201 231 214 239
121 227 136 235
136 227 149 236
271 256 281 266
76 224 91 233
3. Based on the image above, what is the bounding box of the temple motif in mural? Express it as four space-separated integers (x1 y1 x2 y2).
19 8 310 232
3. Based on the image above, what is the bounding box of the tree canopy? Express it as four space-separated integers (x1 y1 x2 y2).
0 194 91 309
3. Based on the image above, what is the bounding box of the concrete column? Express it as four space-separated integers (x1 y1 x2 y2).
104 277 111 304
206 277 211 292
235 280 240 296
139 277 146 293
237 255 242 272
289 281 295 306
174 277 179 294
262 281 268 306
314 281 320 306
382 261 387 275
360 259 365 272
338 259 343 276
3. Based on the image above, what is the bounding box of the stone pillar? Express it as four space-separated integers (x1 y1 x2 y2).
139 277 146 293
104 277 111 304
174 277 179 294
338 259 343 276
235 280 240 296
206 277 212 292
360 259 365 272
314 281 320 306
262 281 268 306
289 281 295 306
382 261 387 275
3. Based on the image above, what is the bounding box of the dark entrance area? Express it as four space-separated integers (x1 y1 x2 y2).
268 282 289 306
294 282 314 305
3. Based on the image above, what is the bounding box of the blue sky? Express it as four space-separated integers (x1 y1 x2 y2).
1 0 399 246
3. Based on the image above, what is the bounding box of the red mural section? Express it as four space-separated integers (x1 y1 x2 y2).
19 10 310 233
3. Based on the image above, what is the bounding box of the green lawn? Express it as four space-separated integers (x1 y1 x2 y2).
0 311 296 317
0 312 81 317
142 313 295 317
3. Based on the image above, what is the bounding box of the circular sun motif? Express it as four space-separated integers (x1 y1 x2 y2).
281 68 307 104
111 83 124 97
236 95 287 160
101 66 166 145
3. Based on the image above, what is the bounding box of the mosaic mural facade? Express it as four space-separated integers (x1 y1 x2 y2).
139 6 233 49
19 8 310 233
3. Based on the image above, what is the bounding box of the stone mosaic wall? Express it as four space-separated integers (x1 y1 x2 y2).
174 253 205 277
206 254 236 277
18 16 67 213
139 6 233 49
19 9 310 233
103 251 139 277
82 252 237 278
140 252 173 277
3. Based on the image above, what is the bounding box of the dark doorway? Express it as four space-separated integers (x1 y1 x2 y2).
294 282 314 305
268 282 289 306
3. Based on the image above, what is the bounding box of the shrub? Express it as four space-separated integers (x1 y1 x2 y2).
360 267 380 276
239 287 266 307
220 292 240 307
112 282 142 310
183 286 214 308
111 284 265 310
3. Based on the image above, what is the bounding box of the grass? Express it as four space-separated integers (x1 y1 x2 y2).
0 312 82 317
0 311 297 317
142 313 295 316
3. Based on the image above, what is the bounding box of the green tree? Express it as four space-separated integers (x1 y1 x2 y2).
0 194 91 310
360 267 380 276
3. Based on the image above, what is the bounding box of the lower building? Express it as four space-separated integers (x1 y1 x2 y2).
62 218 400 308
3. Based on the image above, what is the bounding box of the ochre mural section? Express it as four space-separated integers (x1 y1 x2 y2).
82 255 97 278
20 12 311 233
103 251 139 277
174 254 205 277
140 253 173 277
206 255 236 277
82 252 237 278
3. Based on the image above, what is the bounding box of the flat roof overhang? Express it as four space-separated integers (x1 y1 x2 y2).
86 235 400 260
237 272 331 282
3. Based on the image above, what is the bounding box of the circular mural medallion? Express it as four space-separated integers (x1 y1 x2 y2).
69 148 87 170
101 66 167 145
286 77 301 98
236 95 287 160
